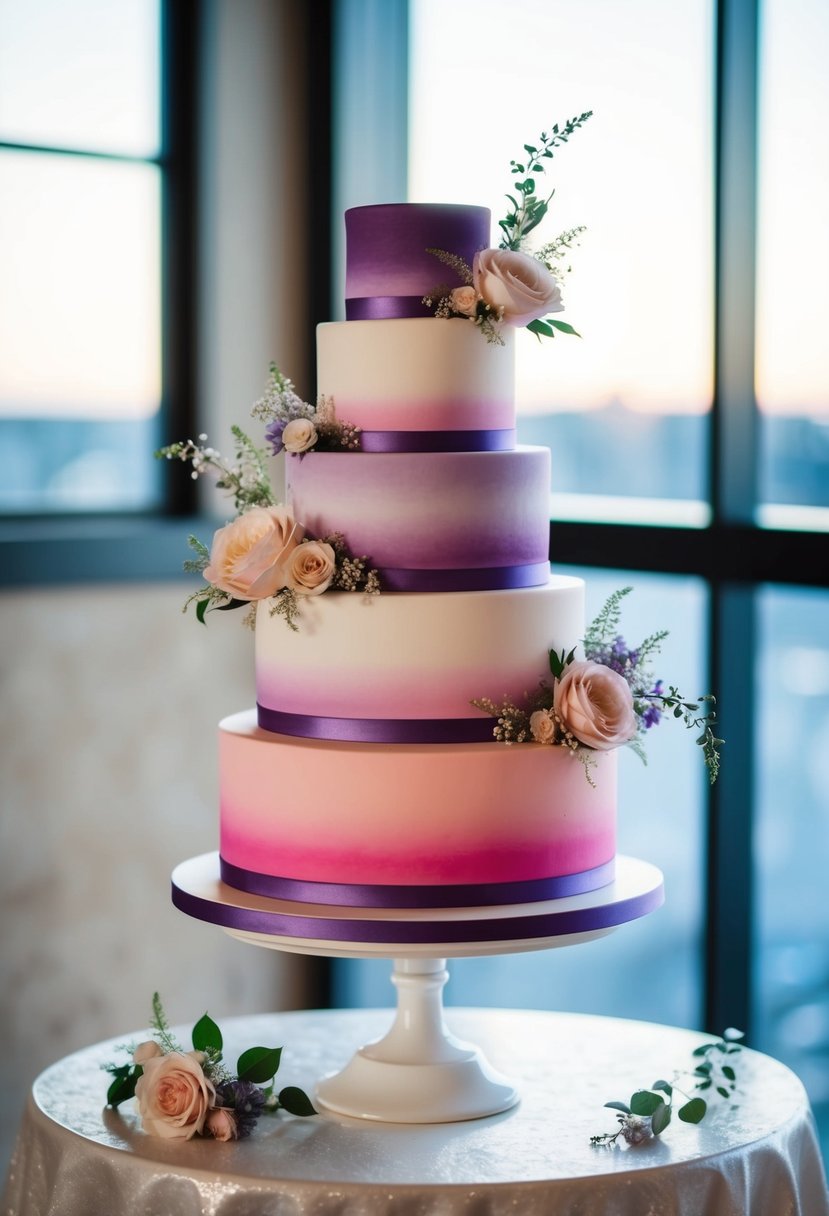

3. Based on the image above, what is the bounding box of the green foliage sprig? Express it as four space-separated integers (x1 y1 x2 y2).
590 1029 744 1147
498 113 593 251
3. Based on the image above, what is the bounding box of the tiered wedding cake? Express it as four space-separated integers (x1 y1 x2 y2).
216 203 618 912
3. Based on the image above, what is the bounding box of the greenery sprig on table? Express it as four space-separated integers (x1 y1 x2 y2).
105 993 315 1142
590 1028 744 1147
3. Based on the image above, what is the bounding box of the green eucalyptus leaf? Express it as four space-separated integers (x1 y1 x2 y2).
527 319 554 339
604 1100 630 1114
722 1065 736 1082
547 319 581 337
192 1013 223 1054
652 1079 673 1096
549 648 565 677
278 1086 317 1117
717 1086 730 1099
196 597 210 625
630 1090 666 1117
237 1045 283 1084
107 1065 142 1107
651 1102 672 1136
678 1097 707 1124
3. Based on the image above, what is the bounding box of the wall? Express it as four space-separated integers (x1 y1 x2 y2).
1 0 313 1172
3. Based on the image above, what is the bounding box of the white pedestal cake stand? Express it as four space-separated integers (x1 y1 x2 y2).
172 851 664 1124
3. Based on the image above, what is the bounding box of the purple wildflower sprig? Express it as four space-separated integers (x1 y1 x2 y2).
590 1029 744 1148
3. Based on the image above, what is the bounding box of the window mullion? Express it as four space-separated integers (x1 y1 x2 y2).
705 0 761 1038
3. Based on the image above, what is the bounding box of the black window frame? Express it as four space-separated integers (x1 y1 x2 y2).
0 0 201 583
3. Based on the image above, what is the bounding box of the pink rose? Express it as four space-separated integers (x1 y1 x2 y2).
205 1106 239 1141
529 708 556 744
282 418 318 453
472 248 564 327
449 285 478 317
133 1041 163 1066
134 1051 216 1140
287 540 336 596
553 660 638 750
203 506 304 601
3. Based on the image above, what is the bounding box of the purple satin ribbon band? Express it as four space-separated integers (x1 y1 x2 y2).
375 561 550 592
171 874 665 945
219 857 616 909
346 295 433 321
359 429 516 453
257 703 494 743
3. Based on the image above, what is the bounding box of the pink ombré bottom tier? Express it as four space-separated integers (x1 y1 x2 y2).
219 710 617 909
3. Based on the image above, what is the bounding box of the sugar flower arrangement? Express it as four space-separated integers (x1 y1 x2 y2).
158 367 379 630
105 993 315 1142
252 362 361 456
473 588 722 783
424 113 592 344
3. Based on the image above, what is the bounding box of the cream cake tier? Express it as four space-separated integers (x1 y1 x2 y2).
219 709 617 907
317 318 515 443
286 446 550 591
255 574 582 738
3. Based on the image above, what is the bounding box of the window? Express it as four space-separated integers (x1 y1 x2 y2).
331 0 829 1158
0 0 193 516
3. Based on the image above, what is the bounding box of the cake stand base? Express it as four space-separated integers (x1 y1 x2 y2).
315 957 518 1122
171 852 664 1123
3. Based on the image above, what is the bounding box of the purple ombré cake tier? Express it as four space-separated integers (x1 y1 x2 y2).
287 447 551 591
345 203 490 320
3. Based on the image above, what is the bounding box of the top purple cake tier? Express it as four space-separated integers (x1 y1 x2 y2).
344 203 490 320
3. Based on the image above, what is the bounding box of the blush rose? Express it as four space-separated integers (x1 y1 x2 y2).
205 1106 239 1141
204 506 304 600
134 1051 216 1140
282 418 318 454
287 540 336 596
449 285 479 317
529 708 556 744
553 660 638 750
472 248 564 327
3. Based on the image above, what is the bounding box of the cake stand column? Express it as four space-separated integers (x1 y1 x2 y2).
315 957 519 1123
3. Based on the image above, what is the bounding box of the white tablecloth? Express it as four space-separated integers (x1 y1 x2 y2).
3 1008 827 1215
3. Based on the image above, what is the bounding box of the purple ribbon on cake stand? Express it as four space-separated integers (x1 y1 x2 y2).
219 857 617 909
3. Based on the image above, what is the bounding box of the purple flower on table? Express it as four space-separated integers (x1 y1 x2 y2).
265 418 287 455
215 1079 266 1139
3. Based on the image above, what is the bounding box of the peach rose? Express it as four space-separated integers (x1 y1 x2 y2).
134 1051 216 1140
529 708 556 744
287 540 336 596
473 248 564 327
282 417 318 454
205 1106 239 1141
553 660 638 750
449 285 478 317
203 506 304 600
133 1041 163 1066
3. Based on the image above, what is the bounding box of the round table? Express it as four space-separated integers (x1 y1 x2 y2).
3 1008 827 1215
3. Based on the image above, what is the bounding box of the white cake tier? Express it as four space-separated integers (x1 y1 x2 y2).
219 709 617 897
256 574 582 724
317 318 515 438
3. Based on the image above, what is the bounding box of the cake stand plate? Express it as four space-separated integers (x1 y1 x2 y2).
171 852 664 958
171 853 663 1124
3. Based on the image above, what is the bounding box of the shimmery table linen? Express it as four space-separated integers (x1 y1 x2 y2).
4 1008 827 1216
